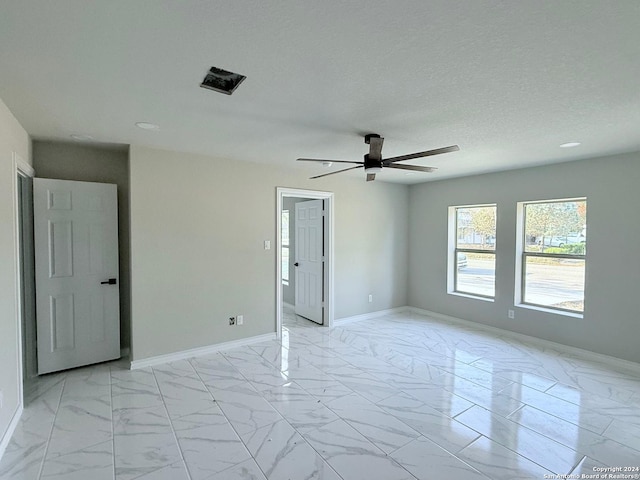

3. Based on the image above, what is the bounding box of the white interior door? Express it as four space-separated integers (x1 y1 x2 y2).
294 199 324 324
34 179 120 374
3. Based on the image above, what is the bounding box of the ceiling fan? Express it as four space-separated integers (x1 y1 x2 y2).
297 134 459 182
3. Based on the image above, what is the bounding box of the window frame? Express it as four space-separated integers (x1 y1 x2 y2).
518 197 586 315
449 204 497 300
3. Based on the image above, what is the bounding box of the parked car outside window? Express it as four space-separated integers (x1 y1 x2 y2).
538 236 568 247
566 231 586 244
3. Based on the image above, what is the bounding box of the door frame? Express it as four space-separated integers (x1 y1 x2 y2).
276 187 334 336
13 152 35 406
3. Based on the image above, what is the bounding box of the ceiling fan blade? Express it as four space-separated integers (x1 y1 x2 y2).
385 163 437 173
368 136 384 161
383 145 459 164
310 165 363 179
366 173 376 182
297 158 364 165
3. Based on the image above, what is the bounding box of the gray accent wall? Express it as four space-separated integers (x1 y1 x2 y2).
408 151 640 364
0 97 30 448
129 146 409 361
32 141 131 350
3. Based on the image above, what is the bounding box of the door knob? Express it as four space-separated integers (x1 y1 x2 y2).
294 262 299 267
100 278 117 285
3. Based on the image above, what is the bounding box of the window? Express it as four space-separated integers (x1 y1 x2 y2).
520 198 586 313
281 210 290 285
451 204 497 299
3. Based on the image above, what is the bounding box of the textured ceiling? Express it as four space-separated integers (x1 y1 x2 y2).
1 1 639 184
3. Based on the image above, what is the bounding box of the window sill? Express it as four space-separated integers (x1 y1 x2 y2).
448 291 495 303
517 303 583 319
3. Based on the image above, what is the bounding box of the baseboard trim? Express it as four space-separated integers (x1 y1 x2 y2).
408 307 640 374
334 307 409 326
0 404 23 463
130 333 277 370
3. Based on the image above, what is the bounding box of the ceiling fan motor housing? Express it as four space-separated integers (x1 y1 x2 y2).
363 154 383 173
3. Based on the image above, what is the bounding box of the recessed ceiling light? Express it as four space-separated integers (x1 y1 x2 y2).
322 162 333 168
560 142 581 148
135 122 160 130
70 134 93 141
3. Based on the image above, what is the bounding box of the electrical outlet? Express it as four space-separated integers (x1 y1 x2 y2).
508 309 515 319
229 317 236 326
237 315 244 325
368 294 373 303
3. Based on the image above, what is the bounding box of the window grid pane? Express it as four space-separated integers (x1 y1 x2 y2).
455 251 496 298
282 209 290 285
523 255 585 312
282 210 289 246
524 200 586 254
456 206 496 252
282 246 289 283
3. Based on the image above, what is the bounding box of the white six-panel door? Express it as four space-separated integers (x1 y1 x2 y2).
34 179 120 374
294 199 324 324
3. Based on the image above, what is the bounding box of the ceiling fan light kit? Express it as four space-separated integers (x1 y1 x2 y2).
297 134 459 182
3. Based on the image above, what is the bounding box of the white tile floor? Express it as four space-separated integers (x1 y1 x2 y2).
2 309 640 479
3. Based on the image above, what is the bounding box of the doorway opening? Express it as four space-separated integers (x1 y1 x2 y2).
276 188 334 337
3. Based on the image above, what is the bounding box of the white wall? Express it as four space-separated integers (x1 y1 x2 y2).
0 98 30 448
129 146 408 361
408 152 640 363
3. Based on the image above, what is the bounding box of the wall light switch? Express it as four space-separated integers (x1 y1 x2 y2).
264 240 271 250
237 315 244 325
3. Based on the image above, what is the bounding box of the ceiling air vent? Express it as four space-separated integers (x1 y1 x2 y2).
200 66 246 95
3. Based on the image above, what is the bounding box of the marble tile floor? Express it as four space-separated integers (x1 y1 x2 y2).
2 310 640 479
282 306 321 329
